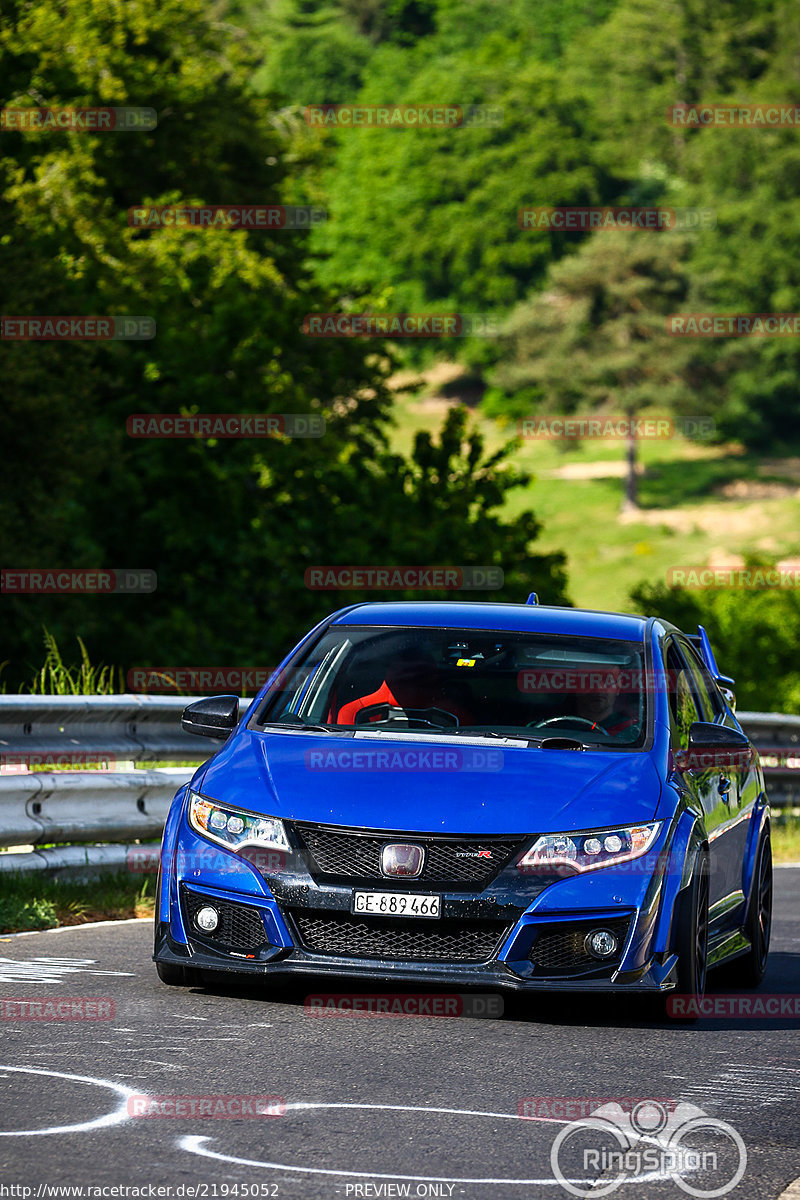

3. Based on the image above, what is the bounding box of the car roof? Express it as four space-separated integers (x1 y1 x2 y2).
331 601 650 641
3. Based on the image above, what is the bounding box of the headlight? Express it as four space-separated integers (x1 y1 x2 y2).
517 822 661 874
187 791 290 854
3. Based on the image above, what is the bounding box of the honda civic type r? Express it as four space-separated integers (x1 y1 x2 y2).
153 600 772 1002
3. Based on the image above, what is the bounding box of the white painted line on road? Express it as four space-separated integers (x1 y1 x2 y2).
779 1177 800 1199
179 1101 677 1187
0 956 134 984
0 1064 137 1136
0 917 151 941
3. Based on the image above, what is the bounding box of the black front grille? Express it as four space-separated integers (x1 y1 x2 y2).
291 911 510 962
182 887 268 953
292 824 522 886
529 918 630 975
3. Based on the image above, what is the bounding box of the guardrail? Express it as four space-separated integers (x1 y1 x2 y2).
0 698 796 877
0 695 212 876
737 711 800 806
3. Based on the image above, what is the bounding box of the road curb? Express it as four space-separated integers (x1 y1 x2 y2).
0 916 151 940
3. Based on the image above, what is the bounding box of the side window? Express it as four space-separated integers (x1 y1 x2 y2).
679 641 724 721
666 642 701 750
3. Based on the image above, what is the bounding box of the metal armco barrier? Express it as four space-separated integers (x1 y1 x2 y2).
0 694 211 762
738 711 800 805
0 698 796 876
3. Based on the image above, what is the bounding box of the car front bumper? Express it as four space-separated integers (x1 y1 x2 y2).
154 799 687 994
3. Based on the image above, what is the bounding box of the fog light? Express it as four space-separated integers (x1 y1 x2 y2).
585 928 618 959
195 905 219 933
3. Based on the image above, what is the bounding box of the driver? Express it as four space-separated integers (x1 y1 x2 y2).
572 671 638 737
334 646 473 726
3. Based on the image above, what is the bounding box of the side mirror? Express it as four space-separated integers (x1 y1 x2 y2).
181 695 239 739
678 722 751 771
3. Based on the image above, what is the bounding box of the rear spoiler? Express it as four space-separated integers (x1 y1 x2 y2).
685 626 736 695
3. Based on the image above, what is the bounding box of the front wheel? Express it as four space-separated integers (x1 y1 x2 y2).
665 849 710 1022
734 834 772 988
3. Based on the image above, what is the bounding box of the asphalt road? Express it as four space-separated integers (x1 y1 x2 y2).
1 869 799 1200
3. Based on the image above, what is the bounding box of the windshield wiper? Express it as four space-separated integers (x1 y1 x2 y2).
539 736 586 750
265 716 342 734
449 728 529 741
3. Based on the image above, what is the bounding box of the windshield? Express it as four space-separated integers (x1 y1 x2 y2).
257 626 649 748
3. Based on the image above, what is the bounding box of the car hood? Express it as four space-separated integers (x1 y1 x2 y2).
193 730 662 834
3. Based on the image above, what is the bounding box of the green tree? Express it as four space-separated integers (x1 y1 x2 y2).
490 231 709 508
630 574 800 713
0 0 567 685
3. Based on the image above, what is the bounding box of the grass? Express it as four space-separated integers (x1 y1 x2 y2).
0 871 156 935
388 370 800 612
773 818 800 864
1 629 123 695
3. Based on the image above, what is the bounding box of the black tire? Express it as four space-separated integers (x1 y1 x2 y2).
734 834 772 988
664 849 710 1022
155 960 199 987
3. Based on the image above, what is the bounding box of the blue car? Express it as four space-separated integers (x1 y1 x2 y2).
153 599 772 1006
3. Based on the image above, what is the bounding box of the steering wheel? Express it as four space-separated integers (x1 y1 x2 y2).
527 715 610 736
353 703 459 729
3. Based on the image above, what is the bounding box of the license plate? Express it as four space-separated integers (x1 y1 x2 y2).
353 891 441 918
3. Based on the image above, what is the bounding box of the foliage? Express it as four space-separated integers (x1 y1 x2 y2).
630 571 800 714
